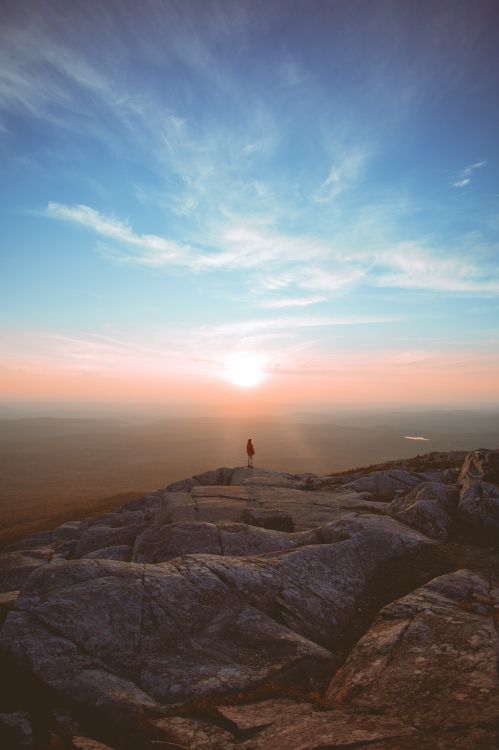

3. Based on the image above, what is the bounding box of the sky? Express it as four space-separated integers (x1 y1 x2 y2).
1 0 499 413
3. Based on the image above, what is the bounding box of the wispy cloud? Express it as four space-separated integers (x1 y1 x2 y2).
201 314 397 339
374 242 499 293
451 160 486 188
312 149 369 203
44 202 499 297
45 202 191 266
44 202 331 273
258 295 326 309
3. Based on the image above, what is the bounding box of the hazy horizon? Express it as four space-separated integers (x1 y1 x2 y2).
2 401 499 421
1 407 498 549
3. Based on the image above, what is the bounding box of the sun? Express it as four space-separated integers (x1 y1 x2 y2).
222 352 267 388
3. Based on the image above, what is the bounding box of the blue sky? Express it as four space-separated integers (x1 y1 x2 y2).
1 0 499 407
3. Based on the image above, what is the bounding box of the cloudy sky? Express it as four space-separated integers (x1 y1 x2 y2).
1 0 499 410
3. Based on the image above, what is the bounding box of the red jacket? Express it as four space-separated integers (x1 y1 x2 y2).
246 440 255 456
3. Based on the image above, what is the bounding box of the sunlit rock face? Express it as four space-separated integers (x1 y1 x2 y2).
0 450 498 749
459 448 499 485
325 570 499 738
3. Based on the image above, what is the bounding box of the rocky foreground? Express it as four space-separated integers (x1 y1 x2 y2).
0 449 498 749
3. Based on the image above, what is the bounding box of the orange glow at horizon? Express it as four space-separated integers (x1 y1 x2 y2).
2 349 499 411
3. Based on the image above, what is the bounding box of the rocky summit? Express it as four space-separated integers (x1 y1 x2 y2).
0 450 498 750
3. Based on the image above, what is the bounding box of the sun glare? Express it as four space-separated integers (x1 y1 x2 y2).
223 353 267 388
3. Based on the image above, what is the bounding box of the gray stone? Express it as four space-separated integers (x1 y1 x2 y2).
192 486 252 524
325 570 499 735
123 493 163 512
0 516 432 723
459 479 499 533
239 507 295 532
158 484 387 533
0 558 333 718
389 481 458 539
74 524 144 557
156 491 197 525
0 547 53 593
83 545 132 561
133 521 307 563
5 521 82 554
165 467 233 492
342 469 423 500
79 508 153 531
248 486 387 531
229 466 303 488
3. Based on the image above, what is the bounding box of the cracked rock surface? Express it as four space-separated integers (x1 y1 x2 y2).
389 481 459 539
0 449 498 749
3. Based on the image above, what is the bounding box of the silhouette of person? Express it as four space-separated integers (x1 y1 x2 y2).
246 438 255 468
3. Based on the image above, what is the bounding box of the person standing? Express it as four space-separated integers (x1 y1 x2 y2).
246 438 255 468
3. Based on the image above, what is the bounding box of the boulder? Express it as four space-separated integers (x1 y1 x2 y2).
164 476 200 492
458 479 499 533
325 570 499 739
389 481 458 539
239 507 294 532
193 468 233 486
165 467 233 492
83 545 132 562
0 557 333 720
459 449 499 485
296 474 344 490
73 524 144 558
5 521 82 553
79 508 153 531
0 590 19 627
133 521 307 563
122 493 163 512
342 469 423 500
156 491 198 524
0 515 433 724
0 547 53 593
